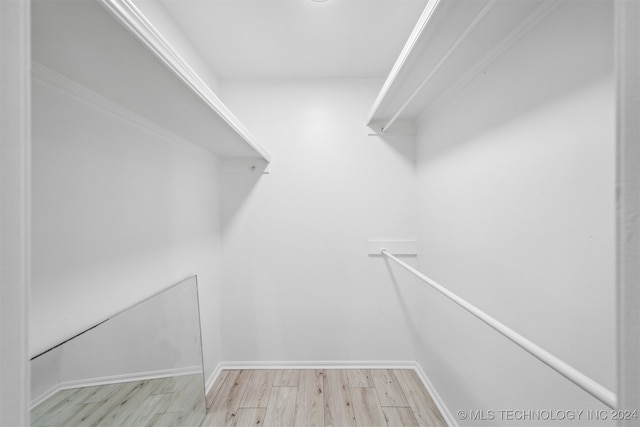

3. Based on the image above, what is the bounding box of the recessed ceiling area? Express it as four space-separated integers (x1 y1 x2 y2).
157 0 428 79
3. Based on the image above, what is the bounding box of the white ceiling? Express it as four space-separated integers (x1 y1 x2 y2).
158 0 428 79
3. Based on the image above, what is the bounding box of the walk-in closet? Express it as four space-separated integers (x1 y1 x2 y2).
1 0 638 425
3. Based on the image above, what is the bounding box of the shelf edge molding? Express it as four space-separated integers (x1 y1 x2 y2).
366 0 563 134
365 0 442 128
99 0 271 163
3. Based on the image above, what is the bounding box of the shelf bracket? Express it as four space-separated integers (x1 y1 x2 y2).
221 158 270 175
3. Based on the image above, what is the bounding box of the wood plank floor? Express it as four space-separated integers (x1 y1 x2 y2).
203 369 447 427
31 374 206 427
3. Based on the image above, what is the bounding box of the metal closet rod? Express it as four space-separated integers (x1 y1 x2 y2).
380 248 617 410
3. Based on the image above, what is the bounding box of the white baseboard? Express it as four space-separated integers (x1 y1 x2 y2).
30 365 203 410
414 363 458 427
204 360 416 399
30 384 63 410
216 360 418 370
205 362 225 397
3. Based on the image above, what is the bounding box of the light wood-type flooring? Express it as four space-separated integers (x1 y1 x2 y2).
31 374 206 427
203 369 447 427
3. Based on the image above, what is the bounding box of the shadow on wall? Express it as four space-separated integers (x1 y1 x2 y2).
416 0 613 160
382 257 474 415
367 120 417 168
221 167 266 232
382 256 422 348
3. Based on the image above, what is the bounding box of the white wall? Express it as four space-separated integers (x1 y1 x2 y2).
30 76 223 383
218 79 419 363
409 2 615 424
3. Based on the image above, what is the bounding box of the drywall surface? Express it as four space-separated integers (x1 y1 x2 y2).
411 7 616 423
30 80 222 382
30 347 61 406
219 80 418 363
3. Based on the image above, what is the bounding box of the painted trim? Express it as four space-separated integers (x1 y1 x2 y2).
205 363 225 399
365 0 442 126
30 366 203 409
368 0 561 129
30 385 64 412
58 366 203 390
98 0 271 163
414 364 458 427
0 0 31 425
383 0 499 133
31 62 213 158
615 0 640 420
424 0 560 117
217 360 418 371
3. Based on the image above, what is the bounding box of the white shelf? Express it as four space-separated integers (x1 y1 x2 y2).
366 0 566 133
32 0 270 162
